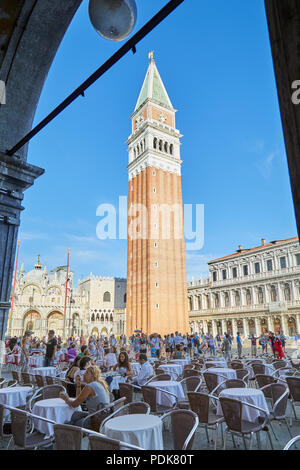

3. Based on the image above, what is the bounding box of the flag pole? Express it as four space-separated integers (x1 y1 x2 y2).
10 240 20 321
63 249 70 339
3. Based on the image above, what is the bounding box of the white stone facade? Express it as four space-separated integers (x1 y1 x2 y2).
188 237 300 337
6 259 126 339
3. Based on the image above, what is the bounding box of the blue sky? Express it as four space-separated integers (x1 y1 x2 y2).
18 0 297 284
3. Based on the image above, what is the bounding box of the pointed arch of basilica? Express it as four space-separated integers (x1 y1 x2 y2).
47 311 64 337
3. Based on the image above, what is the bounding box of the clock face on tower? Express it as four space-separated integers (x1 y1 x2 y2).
159 113 167 123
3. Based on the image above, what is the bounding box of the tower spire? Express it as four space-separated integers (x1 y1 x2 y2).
135 53 173 111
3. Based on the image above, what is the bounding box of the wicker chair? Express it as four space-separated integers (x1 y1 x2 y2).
119 383 134 404
283 435 300 450
34 374 44 388
220 396 273 450
0 377 6 388
28 384 66 412
161 410 199 450
60 380 76 398
45 376 54 386
229 361 243 371
89 434 121 450
141 385 178 415
256 374 276 398
11 371 20 384
252 364 266 376
286 376 300 424
7 380 17 388
21 372 33 387
148 374 172 382
10 408 53 450
178 376 203 409
82 397 126 433
273 360 288 370
0 404 13 448
235 369 250 383
188 392 224 449
183 369 200 379
261 383 292 440
54 424 83 450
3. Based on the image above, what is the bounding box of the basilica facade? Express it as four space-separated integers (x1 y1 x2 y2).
188 237 300 338
6 257 126 339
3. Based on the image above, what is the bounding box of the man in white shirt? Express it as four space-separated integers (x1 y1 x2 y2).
132 354 154 386
174 332 183 346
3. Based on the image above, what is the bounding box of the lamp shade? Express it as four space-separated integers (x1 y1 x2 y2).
89 0 137 41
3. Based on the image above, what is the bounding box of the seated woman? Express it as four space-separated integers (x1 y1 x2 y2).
60 365 110 428
103 346 118 370
172 344 183 359
65 356 81 383
113 351 133 378
74 356 92 384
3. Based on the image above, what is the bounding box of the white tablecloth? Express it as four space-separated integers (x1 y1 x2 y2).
206 368 236 384
158 364 183 380
147 380 185 407
0 386 33 417
103 414 163 450
206 359 227 367
108 375 127 392
4 353 21 364
33 398 81 436
217 388 269 422
28 356 44 368
32 367 57 377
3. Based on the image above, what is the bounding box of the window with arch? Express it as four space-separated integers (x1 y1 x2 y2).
235 291 240 306
170 144 173 155
110 314 113 322
101 314 104 322
91 313 95 322
159 140 163 151
96 313 100 321
153 138 157 149
284 283 291 301
164 142 168 153
103 291 111 302
224 292 229 307
137 144 140 155
270 285 277 302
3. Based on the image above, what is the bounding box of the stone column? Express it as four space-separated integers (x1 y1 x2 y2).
221 319 227 335
280 314 289 336
232 318 237 338
254 317 261 336
212 320 217 337
203 319 208 334
243 318 249 337
295 314 300 334
267 315 273 332
0 153 44 339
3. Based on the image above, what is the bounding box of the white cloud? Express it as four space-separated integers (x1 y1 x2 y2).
255 151 278 179
19 232 49 241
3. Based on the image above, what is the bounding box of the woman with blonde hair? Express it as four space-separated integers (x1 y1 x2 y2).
60 365 110 427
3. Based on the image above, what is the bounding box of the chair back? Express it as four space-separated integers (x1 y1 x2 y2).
183 369 199 379
7 380 17 388
270 383 289 418
256 374 275 398
60 380 76 398
252 364 266 376
185 376 202 393
152 374 171 382
187 392 209 423
235 369 249 382
112 397 126 412
219 397 242 433
155 368 164 376
223 379 246 389
204 363 217 369
0 404 10 438
35 374 44 388
54 424 83 450
273 361 287 370
12 371 19 383
89 434 121 450
0 378 5 389
286 376 300 402
127 401 150 414
119 383 134 405
203 372 219 393
10 409 28 448
230 362 243 370
45 376 54 386
141 386 157 413
21 373 31 386
89 408 113 432
42 385 65 399
169 410 198 450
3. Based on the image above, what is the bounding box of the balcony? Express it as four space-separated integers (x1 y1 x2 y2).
210 266 300 288
189 299 300 316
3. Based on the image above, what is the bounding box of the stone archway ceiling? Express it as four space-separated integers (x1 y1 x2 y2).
0 0 25 68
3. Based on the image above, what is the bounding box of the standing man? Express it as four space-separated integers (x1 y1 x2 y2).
44 330 57 367
249 334 259 357
152 333 161 358
236 332 242 359
223 334 232 362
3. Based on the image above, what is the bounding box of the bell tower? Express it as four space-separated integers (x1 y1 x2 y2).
126 53 189 336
